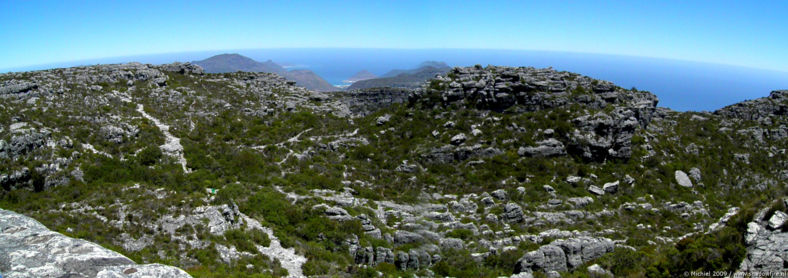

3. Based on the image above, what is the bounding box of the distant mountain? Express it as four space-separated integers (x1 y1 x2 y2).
285 70 338 92
193 54 336 91
348 61 451 90
380 61 450 77
344 70 377 83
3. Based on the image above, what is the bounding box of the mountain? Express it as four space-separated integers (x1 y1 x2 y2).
343 70 377 83
193 53 336 92
380 61 450 77
1 62 786 277
347 61 451 90
192 53 285 74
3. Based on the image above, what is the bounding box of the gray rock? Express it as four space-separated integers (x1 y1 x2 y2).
0 208 190 278
480 196 496 207
768 211 787 230
568 197 594 208
587 264 612 276
518 138 566 157
395 251 409 269
675 170 693 187
602 181 619 194
543 185 556 194
503 202 525 223
376 114 391 125
689 167 702 182
491 189 508 200
407 250 420 270
394 230 424 244
450 133 467 145
515 237 615 275
439 238 465 250
587 185 604 195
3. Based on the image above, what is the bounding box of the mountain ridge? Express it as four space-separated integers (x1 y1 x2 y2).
193 53 337 92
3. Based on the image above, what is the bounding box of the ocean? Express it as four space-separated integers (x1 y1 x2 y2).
5 49 788 111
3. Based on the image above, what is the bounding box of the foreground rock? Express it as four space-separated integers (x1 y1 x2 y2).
739 204 788 272
0 208 191 278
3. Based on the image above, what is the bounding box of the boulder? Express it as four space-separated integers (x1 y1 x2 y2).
376 114 391 126
675 170 693 187
502 202 525 223
518 138 566 157
587 185 604 196
439 238 464 250
768 211 787 230
689 167 702 182
602 181 619 194
394 231 424 244
450 133 467 145
491 189 508 200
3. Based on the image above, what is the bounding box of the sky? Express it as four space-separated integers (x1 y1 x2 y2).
1 0 787 72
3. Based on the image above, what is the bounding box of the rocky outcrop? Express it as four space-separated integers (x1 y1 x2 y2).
518 138 566 157
739 203 788 273
411 65 658 161
334 87 411 116
514 237 615 275
716 90 788 123
0 208 191 277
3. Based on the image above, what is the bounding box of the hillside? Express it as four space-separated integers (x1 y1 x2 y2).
347 61 451 90
0 63 786 277
344 70 378 83
193 54 336 92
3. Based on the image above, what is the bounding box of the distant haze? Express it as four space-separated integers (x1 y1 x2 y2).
4 48 788 111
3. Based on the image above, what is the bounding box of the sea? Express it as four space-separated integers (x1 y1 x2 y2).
4 48 788 112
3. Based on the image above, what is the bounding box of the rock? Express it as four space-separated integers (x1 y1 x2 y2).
587 185 604 195
768 211 787 230
0 208 190 277
502 202 525 223
568 197 593 208
602 181 619 194
675 170 693 187
407 250 420 270
394 231 424 245
587 264 612 276
517 186 526 195
518 138 566 157
161 62 204 75
515 245 567 273
543 185 556 194
623 174 635 185
376 114 391 125
689 167 702 182
450 133 467 145
480 196 496 207
439 238 464 250
395 251 409 269
566 176 581 184
515 237 615 275
0 80 38 96
745 222 761 245
491 189 508 200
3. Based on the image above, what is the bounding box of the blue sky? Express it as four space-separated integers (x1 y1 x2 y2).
1 0 787 72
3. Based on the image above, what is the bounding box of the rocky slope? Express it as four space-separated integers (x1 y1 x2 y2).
0 62 785 277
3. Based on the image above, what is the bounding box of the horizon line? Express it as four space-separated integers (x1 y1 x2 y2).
2 47 788 75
